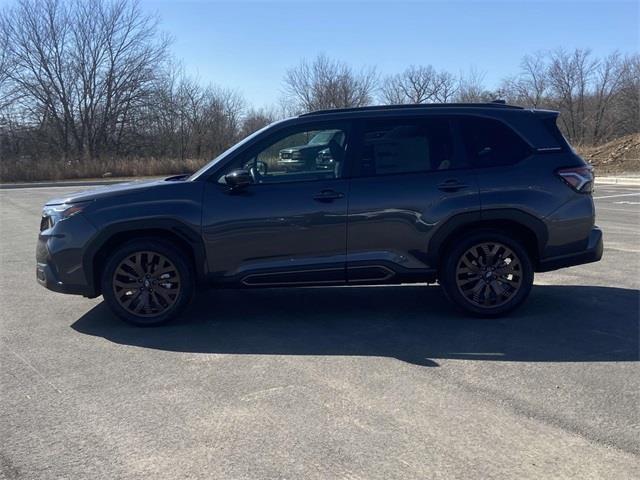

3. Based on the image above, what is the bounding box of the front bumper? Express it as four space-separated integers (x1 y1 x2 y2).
36 213 98 297
537 226 603 272
36 261 94 296
278 159 305 169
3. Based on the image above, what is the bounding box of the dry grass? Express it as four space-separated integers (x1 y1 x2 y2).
0 157 208 182
2 135 639 182
576 134 640 175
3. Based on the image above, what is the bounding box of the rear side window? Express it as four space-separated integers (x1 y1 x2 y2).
460 117 531 167
356 118 460 177
541 116 570 151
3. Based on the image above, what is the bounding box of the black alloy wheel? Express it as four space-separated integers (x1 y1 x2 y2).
101 239 194 326
440 230 534 317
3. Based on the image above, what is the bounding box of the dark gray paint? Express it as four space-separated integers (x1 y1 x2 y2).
36 103 602 297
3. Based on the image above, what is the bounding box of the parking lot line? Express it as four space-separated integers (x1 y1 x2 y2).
593 192 640 199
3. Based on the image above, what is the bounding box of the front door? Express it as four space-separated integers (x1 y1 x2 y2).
201 122 351 286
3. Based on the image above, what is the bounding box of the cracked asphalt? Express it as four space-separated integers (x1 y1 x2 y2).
1 183 638 479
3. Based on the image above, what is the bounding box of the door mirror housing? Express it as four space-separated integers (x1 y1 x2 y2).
224 169 253 190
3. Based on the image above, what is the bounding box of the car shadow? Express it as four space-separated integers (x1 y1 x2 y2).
71 284 639 367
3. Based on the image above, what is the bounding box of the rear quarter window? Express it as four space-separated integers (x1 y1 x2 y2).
460 117 532 167
541 116 570 151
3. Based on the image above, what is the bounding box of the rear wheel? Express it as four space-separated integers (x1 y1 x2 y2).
101 239 194 326
439 231 534 317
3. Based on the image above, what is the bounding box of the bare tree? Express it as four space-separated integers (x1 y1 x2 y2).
0 0 638 182
500 52 549 107
589 51 626 142
283 54 377 113
0 0 169 160
547 48 598 144
380 65 457 104
456 67 495 102
381 65 435 104
241 107 277 137
432 70 458 102
0 21 12 110
616 54 640 137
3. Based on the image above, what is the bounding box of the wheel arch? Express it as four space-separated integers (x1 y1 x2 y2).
429 209 548 272
84 219 206 297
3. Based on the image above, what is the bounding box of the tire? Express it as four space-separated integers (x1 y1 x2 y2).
101 239 195 326
439 230 534 317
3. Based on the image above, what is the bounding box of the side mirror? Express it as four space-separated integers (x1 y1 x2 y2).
224 169 252 191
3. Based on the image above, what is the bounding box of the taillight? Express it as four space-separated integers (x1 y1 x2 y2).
557 166 594 193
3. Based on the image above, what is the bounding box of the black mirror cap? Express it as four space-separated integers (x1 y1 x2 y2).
224 169 252 190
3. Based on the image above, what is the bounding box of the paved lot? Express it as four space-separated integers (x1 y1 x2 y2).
1 184 638 479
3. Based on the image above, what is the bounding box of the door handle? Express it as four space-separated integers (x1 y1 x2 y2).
313 189 344 202
437 179 470 192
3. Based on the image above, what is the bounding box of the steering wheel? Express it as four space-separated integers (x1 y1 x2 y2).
249 160 268 183
256 160 268 176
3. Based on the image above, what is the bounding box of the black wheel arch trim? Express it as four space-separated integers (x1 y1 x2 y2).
82 218 206 297
427 209 548 268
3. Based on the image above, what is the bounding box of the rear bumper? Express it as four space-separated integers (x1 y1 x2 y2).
537 226 603 272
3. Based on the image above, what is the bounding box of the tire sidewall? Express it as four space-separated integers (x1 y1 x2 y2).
440 231 534 317
101 239 194 326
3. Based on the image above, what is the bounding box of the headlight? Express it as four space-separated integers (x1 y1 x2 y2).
41 202 90 230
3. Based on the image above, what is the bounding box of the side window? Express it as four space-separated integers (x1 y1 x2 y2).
460 117 531 167
356 118 458 177
220 126 348 184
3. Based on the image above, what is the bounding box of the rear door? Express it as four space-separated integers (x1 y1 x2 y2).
346 116 480 282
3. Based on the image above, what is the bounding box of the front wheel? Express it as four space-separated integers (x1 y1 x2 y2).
439 231 534 317
101 239 194 326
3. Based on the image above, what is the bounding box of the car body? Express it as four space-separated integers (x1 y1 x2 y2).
36 102 603 325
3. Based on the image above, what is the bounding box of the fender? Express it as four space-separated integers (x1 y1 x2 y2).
426 208 548 267
82 218 207 296
480 208 548 252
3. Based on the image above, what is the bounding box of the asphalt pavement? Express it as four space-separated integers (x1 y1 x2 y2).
0 184 638 479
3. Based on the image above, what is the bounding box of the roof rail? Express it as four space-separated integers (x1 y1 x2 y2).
299 102 523 117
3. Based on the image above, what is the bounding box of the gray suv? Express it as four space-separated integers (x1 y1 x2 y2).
36 102 603 325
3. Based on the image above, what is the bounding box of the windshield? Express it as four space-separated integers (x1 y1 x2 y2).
188 121 281 181
307 130 337 145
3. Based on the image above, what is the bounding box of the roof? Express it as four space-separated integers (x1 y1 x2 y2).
299 101 524 117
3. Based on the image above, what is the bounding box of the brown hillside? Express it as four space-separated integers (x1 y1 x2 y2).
576 134 640 174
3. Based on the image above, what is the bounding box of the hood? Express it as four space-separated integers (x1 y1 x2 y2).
281 144 326 153
44 176 187 205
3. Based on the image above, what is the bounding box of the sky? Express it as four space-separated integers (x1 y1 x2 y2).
139 0 638 108
6 0 638 108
